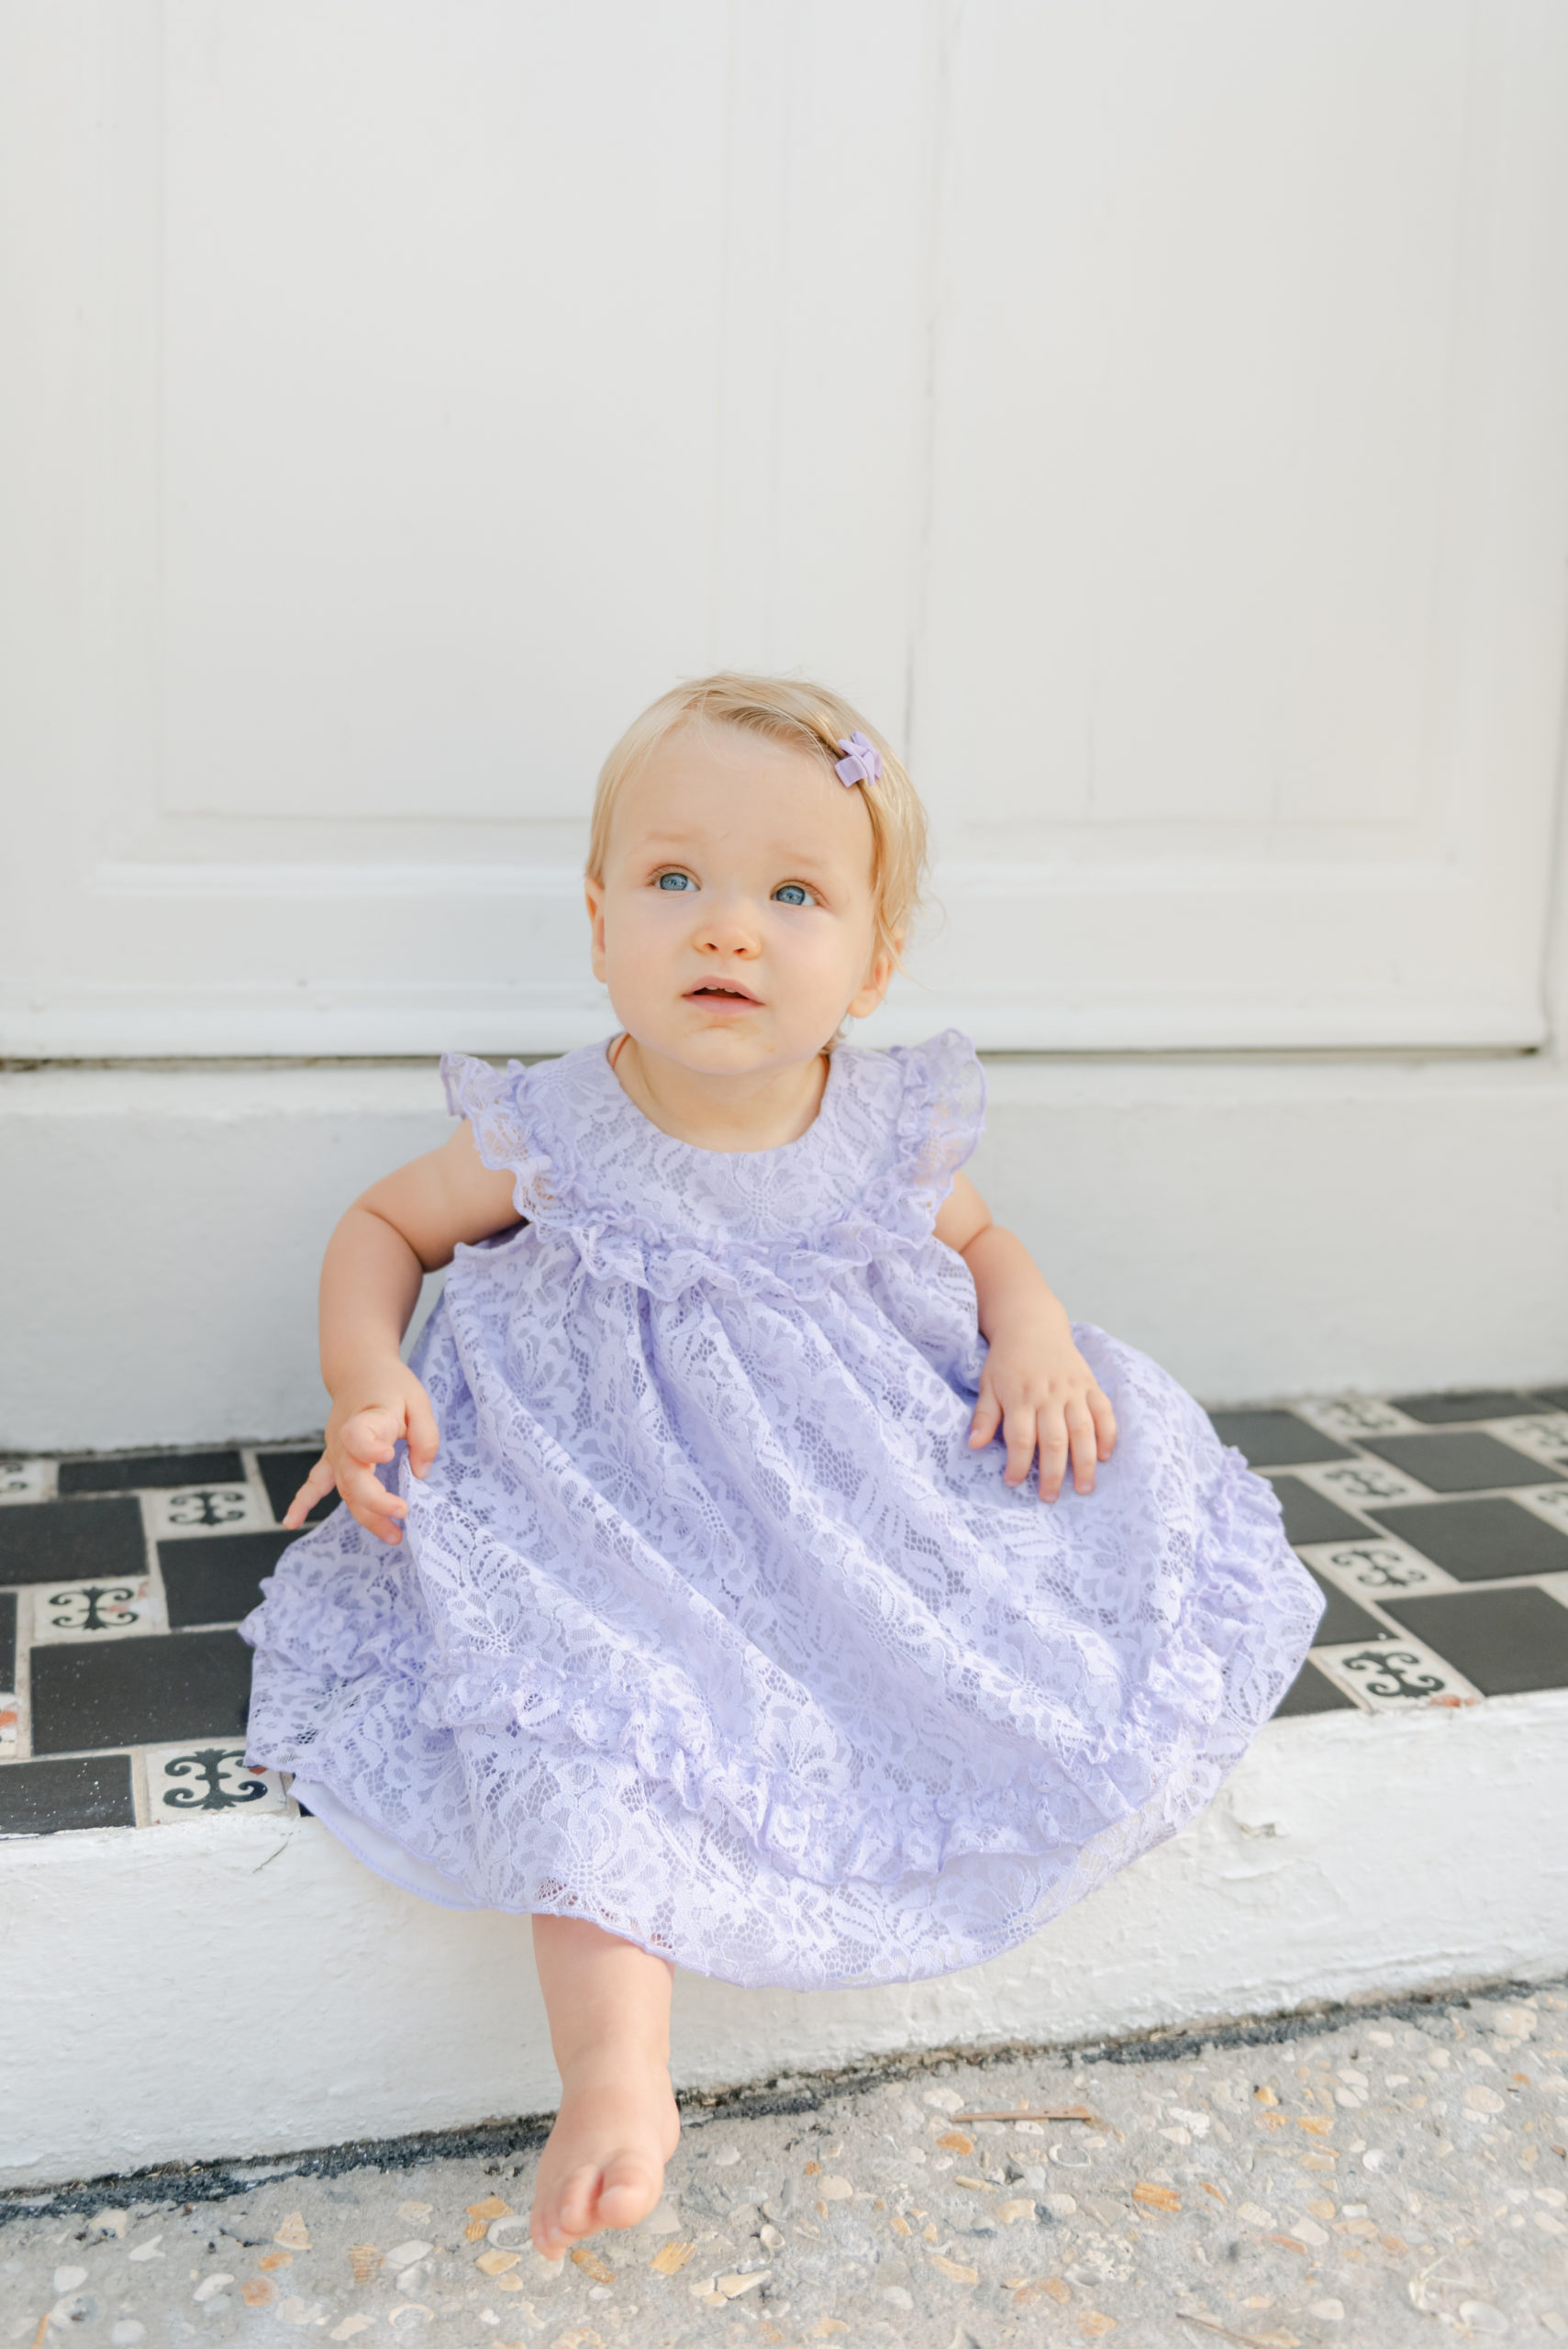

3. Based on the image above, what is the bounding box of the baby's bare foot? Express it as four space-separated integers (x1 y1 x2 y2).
530 2051 681 2257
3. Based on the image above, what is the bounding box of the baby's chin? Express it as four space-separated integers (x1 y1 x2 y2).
622 1008 840 1076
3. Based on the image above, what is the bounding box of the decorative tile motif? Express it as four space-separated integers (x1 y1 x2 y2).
0 1497 147 1586
57 1448 246 1496
1376 1586 1568 1699
1361 1431 1566 1494
149 1485 265 1538
1296 1457 1429 1508
1296 1535 1454 1598
0 1460 51 1503
29 1576 163 1645
1294 1396 1419 1440
1370 1497 1568 1583
1207 1410 1351 1467
1309 1637 1480 1713
145 1742 287 1822
1488 1415 1568 1475
0 1696 16 1760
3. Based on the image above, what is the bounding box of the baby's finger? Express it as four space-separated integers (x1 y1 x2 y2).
1066 1399 1099 1495
968 1386 1004 1449
282 1453 336 1530
1002 1399 1042 1487
406 1384 441 1479
1090 1386 1118 1458
1036 1406 1071 1501
349 1497 406 1546
335 1452 407 1528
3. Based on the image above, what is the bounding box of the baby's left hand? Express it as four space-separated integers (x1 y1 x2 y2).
968 1331 1118 1500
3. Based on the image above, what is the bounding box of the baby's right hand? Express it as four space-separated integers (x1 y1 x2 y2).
283 1363 440 1545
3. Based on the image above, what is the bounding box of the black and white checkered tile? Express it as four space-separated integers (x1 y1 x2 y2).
1209 1387 1568 1720
1 1387 1566 1837
0 1443 330 1838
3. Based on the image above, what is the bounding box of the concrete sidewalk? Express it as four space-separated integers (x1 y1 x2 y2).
6 1976 1565 2348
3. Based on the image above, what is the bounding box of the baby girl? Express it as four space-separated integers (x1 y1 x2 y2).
241 673 1321 2256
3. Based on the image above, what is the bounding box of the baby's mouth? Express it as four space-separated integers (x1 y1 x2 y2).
686 982 762 1006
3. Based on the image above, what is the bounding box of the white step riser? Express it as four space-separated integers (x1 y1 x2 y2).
6 1693 1564 2192
4 1052 1568 1452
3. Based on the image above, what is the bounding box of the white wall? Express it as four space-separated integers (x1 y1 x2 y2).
6 1696 1565 2191
3 2 1567 1058
3 1043 1567 1455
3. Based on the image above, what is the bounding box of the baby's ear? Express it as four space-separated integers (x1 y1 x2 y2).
847 932 900 1020
584 876 608 981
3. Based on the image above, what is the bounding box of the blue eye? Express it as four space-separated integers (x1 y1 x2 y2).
656 872 693 891
773 883 811 907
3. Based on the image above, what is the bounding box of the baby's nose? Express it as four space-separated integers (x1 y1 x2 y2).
695 896 762 952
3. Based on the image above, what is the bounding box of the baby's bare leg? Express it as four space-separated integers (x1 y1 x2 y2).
528 1914 680 2256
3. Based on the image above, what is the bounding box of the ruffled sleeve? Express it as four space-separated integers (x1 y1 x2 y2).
439 1052 558 1221
885 1029 987 1220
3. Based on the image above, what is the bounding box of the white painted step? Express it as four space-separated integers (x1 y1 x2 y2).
6 1691 1565 2193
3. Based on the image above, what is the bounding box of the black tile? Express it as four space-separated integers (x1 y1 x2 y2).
1208 1410 1352 1467
1531 1386 1568 1414
1387 1389 1544 1426
1360 1431 1563 1494
158 1531 301 1628
1273 1659 1358 1718
1369 1497 1568 1582
1378 1585 1568 1698
29 1629 252 1755
0 1753 136 1835
0 1497 146 1586
256 1449 335 1526
1265 1476 1371 1546
0 1590 13 1686
1303 1567 1387 1645
57 1448 246 1495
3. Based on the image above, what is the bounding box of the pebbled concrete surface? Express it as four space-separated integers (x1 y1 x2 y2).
5 1979 1567 2348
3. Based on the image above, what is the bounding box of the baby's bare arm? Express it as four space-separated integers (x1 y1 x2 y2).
285 1125 521 1543
934 1171 1117 1501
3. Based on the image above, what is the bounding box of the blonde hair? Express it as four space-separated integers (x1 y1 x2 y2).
586 673 928 972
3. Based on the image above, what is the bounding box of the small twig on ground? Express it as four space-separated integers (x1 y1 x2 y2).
952 2103 1108 2127
1175 2310 1282 2347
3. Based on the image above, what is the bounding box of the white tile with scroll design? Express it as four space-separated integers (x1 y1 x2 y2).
148 1485 266 1538
1310 1637 1480 1714
1296 1536 1456 1599
29 1576 163 1644
144 1743 287 1823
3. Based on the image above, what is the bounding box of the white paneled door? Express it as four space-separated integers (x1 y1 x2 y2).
3 2 1566 1054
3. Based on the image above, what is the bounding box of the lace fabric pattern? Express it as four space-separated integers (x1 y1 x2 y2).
241 1030 1324 1990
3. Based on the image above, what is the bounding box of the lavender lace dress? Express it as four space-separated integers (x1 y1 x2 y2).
241 1031 1322 1990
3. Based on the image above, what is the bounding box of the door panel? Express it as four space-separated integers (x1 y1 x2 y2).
2 1 1564 1055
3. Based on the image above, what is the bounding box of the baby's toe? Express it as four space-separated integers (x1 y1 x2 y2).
594 2151 663 2231
533 2164 596 2255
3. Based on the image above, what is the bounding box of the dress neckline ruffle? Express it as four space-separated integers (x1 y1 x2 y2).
585 1032 848 1165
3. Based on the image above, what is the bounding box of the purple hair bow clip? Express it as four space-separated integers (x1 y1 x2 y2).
834 730 883 788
